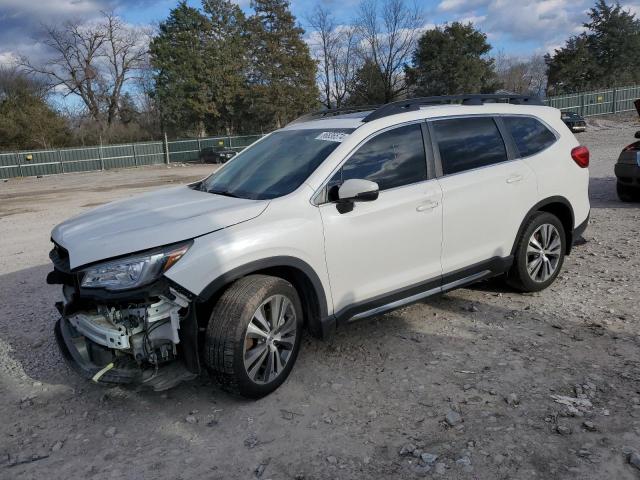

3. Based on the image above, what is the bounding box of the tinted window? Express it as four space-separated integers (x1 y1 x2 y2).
432 117 508 175
504 116 557 157
201 128 353 200
330 124 427 191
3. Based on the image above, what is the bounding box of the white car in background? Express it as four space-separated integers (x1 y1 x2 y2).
49 95 591 398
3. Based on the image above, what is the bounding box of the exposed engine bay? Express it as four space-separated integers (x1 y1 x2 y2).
66 288 188 367
49 244 200 391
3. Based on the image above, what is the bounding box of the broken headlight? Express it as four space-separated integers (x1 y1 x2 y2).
80 242 191 291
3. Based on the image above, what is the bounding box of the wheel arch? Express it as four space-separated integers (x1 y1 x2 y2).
196 256 329 339
511 196 575 256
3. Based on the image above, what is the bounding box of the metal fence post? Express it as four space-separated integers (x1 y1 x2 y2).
98 138 105 171
197 137 201 154
132 144 138 167
612 88 618 114
163 133 170 165
579 93 585 117
58 149 65 174
16 153 23 178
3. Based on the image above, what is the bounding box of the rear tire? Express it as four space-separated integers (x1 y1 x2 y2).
205 274 303 399
507 212 566 293
617 182 640 202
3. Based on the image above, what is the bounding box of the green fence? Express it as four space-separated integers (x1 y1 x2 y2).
0 134 263 180
545 85 640 117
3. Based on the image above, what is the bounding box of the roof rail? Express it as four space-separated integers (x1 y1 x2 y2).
363 94 544 123
288 105 380 125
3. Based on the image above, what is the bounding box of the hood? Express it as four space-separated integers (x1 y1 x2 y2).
52 185 269 269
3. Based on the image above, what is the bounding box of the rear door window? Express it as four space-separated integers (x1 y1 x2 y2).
503 116 557 158
431 117 508 175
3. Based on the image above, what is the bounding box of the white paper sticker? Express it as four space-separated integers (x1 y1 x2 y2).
315 132 348 142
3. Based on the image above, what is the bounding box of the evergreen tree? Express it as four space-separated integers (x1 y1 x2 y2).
545 36 594 94
546 0 640 93
346 60 387 106
202 0 248 134
149 2 212 136
118 92 139 125
246 0 318 129
406 22 500 96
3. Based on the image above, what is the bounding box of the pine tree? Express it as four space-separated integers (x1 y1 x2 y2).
546 0 640 93
246 0 318 129
406 22 500 97
346 60 387 106
149 2 212 136
118 92 139 125
202 0 248 134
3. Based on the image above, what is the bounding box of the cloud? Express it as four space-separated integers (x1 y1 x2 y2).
0 0 155 66
437 0 490 12
435 0 640 53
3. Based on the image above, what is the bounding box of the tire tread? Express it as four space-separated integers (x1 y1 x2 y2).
507 211 565 293
205 275 300 397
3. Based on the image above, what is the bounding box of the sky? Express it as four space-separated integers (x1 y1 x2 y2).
1 0 640 73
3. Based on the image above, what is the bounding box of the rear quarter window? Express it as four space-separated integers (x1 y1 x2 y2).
504 116 557 158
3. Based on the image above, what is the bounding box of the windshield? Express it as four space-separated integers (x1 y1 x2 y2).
200 128 354 200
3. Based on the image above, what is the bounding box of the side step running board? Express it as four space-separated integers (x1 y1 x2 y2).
349 270 491 322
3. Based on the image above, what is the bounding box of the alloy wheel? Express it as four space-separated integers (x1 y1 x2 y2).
243 294 297 384
526 223 562 283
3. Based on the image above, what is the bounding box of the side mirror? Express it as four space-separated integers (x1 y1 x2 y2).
635 131 640 139
336 179 379 213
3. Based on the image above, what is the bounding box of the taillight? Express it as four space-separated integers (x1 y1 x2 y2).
571 146 589 168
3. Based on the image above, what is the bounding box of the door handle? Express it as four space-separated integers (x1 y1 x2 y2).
416 200 439 212
506 174 523 184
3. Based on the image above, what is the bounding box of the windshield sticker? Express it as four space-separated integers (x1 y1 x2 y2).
315 132 348 142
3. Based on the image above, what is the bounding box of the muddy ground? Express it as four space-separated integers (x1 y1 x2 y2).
1 115 640 480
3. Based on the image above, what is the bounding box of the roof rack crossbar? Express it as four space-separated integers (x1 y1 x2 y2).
362 94 544 122
288 104 381 125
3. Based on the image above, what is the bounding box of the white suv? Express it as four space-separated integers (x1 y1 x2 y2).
49 95 590 398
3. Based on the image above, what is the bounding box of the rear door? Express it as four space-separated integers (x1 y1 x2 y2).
429 116 538 277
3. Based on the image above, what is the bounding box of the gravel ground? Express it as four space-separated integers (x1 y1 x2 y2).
1 116 640 480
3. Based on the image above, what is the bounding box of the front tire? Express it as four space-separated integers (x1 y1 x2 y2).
507 212 566 293
205 275 303 398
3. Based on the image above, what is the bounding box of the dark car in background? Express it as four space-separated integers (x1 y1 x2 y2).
561 111 587 133
199 146 237 164
615 131 640 202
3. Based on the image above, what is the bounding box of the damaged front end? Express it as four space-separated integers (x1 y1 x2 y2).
49 242 200 391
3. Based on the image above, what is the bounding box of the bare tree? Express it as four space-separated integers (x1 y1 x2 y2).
21 11 149 126
356 0 423 102
0 65 48 101
307 6 338 109
330 26 359 108
307 7 359 109
496 52 548 96
102 13 150 126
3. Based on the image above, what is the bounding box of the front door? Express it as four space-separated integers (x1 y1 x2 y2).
318 123 443 317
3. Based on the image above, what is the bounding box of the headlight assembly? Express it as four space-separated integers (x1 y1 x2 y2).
80 242 191 291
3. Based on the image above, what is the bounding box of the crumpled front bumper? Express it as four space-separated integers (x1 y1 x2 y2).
56 315 200 391
52 284 202 391
55 317 142 385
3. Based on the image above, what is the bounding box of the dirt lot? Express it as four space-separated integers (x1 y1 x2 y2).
1 116 640 480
